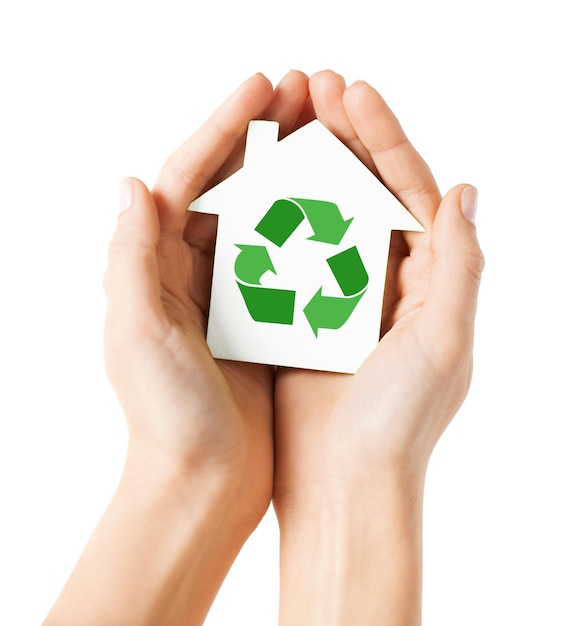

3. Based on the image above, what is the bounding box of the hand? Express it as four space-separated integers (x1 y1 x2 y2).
272 71 484 625
46 71 314 626
105 71 312 506
274 70 484 490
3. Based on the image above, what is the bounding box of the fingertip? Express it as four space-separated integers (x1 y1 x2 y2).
277 70 309 96
249 71 273 88
114 176 160 245
460 185 478 224
273 69 309 100
230 72 274 109
344 79 370 97
437 184 479 230
224 72 275 120
119 176 153 214
434 184 478 231
418 183 484 366
119 177 134 214
282 69 309 82
105 177 160 309
308 70 348 124
431 183 484 273
343 79 387 115
266 70 311 137
346 79 370 91
250 72 274 96
310 69 346 89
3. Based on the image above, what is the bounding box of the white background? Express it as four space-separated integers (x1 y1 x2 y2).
1 1 574 624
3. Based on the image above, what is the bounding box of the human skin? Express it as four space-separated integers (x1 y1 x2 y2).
44 70 312 626
44 69 483 626
273 71 484 625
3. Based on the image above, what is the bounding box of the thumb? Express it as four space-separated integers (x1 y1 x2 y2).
419 184 485 360
104 178 163 336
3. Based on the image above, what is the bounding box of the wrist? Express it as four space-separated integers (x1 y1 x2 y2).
275 464 425 529
45 441 263 626
275 469 426 626
123 439 238 494
123 438 271 534
45 457 233 626
274 449 428 520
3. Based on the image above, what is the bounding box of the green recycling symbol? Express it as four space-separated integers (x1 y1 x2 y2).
234 198 369 336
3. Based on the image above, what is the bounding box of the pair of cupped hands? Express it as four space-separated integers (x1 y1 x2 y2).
104 69 483 528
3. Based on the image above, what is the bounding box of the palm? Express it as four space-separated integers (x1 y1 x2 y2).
136 222 272 462
274 72 469 487
124 71 313 486
274 234 435 475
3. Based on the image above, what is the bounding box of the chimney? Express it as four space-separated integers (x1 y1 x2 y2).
243 120 279 168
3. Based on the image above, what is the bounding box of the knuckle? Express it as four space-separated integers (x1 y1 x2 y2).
463 247 485 286
164 159 209 196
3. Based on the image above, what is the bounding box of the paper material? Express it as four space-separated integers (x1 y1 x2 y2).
188 120 423 373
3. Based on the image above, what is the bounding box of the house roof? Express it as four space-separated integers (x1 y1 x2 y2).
188 119 423 235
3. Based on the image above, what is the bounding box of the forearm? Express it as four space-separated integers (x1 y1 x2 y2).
275 468 426 626
44 444 254 626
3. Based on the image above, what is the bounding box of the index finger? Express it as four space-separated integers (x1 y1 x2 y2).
343 80 441 232
152 73 274 236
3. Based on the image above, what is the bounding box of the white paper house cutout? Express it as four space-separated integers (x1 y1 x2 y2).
188 120 423 373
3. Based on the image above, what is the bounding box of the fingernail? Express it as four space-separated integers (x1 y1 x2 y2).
234 72 267 95
247 72 266 85
286 69 308 80
119 177 133 213
461 186 478 223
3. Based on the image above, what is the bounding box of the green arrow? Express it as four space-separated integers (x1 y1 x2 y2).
234 244 276 285
255 199 305 247
326 246 369 296
237 282 296 325
290 198 353 245
303 288 366 337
